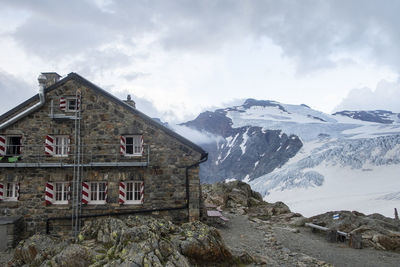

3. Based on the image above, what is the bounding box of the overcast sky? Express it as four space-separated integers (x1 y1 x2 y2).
1 0 400 123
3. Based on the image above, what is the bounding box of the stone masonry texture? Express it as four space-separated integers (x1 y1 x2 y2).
0 74 204 237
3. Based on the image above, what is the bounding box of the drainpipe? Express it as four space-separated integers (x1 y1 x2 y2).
0 74 47 130
185 152 208 208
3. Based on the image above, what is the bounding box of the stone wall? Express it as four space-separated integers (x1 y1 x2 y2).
0 77 204 237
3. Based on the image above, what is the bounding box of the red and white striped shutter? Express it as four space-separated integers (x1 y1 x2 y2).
0 136 6 156
67 182 72 202
60 97 66 111
140 181 144 204
16 183 20 201
67 137 71 155
19 136 22 154
82 182 89 204
119 182 126 204
140 135 144 155
45 135 55 156
120 136 126 155
45 182 55 205
105 182 108 203
0 183 4 201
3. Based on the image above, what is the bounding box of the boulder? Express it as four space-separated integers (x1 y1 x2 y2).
310 210 400 251
176 221 234 264
12 234 67 266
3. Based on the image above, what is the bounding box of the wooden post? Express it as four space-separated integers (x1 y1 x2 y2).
349 232 362 249
326 229 338 243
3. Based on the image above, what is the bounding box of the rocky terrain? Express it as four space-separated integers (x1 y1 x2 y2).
2 181 400 266
202 181 400 266
7 216 234 267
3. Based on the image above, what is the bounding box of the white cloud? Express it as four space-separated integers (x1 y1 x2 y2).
1 1 400 119
334 80 400 112
170 125 221 145
0 70 36 115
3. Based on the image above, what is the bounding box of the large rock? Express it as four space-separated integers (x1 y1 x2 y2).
176 221 233 264
12 234 67 266
310 211 400 251
202 181 290 219
49 244 95 267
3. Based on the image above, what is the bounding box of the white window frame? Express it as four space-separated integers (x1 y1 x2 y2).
54 136 69 157
65 97 78 112
125 181 142 204
4 182 18 201
124 135 142 157
89 182 106 205
54 182 69 204
6 136 22 156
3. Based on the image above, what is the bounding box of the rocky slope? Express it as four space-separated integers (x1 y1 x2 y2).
332 110 400 124
183 99 303 183
10 216 235 267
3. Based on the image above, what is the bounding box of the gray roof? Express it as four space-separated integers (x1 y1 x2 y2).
0 72 207 157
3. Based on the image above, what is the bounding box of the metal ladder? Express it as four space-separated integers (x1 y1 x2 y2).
71 90 82 240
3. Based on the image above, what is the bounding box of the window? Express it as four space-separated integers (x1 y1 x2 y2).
6 136 21 155
55 136 69 156
126 181 142 204
45 135 69 156
65 97 79 112
121 135 143 156
89 182 107 204
55 182 68 204
5 183 18 201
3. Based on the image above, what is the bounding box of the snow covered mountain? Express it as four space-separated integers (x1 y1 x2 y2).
184 99 400 217
332 110 400 124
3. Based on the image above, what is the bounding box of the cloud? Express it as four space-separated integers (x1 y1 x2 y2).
3 0 400 73
0 70 36 115
170 124 221 145
334 80 400 112
112 90 162 119
123 72 150 81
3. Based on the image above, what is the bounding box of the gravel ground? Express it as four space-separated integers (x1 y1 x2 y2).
218 212 400 267
274 226 400 267
218 213 328 266
0 249 14 266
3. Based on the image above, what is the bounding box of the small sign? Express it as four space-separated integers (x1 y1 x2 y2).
333 214 340 220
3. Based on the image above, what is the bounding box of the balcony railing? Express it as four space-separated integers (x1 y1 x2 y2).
0 144 149 168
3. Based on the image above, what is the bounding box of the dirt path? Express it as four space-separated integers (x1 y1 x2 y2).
274 225 400 267
218 213 400 267
218 213 327 266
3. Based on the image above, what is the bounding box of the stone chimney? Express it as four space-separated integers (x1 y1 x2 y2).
124 94 136 108
41 72 61 88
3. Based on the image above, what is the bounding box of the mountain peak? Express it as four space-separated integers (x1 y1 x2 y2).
242 98 288 112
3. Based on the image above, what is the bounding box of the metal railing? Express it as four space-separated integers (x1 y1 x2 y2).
0 144 150 167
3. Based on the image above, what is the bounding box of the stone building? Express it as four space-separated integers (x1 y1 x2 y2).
0 72 207 237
